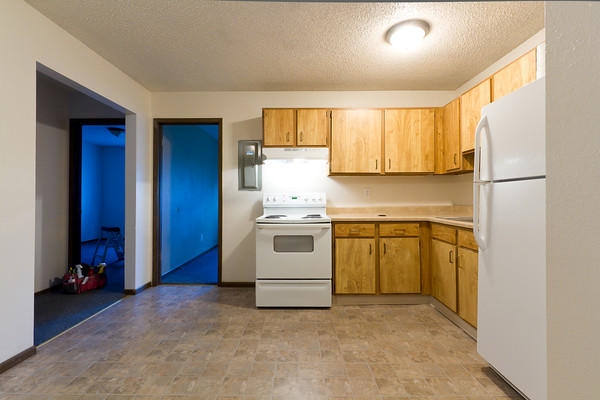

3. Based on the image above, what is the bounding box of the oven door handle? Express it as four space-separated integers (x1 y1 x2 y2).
256 223 331 230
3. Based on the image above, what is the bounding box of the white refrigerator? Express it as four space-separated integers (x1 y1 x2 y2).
474 78 546 400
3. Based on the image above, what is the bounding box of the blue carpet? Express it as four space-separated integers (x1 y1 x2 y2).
161 247 218 284
34 242 125 345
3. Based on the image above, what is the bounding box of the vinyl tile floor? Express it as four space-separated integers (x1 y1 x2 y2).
0 286 524 400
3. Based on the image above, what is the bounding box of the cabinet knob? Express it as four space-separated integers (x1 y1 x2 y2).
299 131 303 143
388 159 391 170
383 243 387 255
448 249 454 264
369 243 372 255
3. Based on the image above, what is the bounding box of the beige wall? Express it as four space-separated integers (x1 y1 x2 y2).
152 90 469 283
546 2 600 398
0 0 152 361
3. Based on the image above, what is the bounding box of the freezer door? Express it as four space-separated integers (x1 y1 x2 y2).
478 78 545 182
477 178 547 400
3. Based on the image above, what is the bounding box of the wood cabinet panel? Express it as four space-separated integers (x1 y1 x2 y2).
442 99 461 172
434 107 445 174
458 229 478 251
384 109 435 173
296 109 329 146
458 247 478 327
431 223 457 244
334 223 375 237
263 108 296 146
380 237 421 293
431 239 457 312
379 223 420 237
492 49 536 101
460 79 491 153
330 109 382 174
334 238 377 294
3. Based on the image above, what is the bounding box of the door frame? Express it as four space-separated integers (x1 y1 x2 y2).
68 118 125 267
152 118 223 286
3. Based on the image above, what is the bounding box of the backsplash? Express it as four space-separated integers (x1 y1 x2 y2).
262 158 473 207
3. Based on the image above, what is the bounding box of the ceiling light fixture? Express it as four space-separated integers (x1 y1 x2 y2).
386 19 430 50
107 127 125 137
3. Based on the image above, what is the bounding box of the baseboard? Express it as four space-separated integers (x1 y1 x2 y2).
333 294 431 306
430 297 477 340
0 346 36 374
220 281 255 287
124 281 151 295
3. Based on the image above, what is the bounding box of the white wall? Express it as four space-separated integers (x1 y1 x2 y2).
0 0 152 363
546 3 600 398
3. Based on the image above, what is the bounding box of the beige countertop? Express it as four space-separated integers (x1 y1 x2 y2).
328 205 474 229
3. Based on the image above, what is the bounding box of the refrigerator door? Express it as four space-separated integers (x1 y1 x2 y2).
477 78 545 182
477 178 547 400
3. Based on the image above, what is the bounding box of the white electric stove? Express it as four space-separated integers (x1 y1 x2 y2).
255 192 332 307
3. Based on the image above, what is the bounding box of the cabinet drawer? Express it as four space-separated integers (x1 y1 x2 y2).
431 223 457 244
379 223 420 237
334 223 375 237
458 229 478 251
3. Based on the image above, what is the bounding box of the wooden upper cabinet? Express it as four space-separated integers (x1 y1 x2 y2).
384 108 435 173
263 108 296 146
263 108 329 147
460 79 491 154
296 109 330 146
330 109 383 174
442 98 461 172
492 49 537 101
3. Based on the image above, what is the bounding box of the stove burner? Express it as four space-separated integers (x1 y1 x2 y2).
264 214 287 219
302 214 323 219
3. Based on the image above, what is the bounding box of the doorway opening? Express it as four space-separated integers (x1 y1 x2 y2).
153 119 222 285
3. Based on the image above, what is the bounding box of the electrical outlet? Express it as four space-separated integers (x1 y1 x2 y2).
363 188 371 199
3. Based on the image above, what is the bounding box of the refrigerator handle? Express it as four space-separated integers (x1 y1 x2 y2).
473 115 489 250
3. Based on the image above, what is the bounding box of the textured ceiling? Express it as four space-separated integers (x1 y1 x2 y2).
25 1 544 92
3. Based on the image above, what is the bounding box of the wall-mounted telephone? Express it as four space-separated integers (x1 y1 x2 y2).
238 140 266 190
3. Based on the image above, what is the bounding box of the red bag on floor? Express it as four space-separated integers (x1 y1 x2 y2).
62 264 107 294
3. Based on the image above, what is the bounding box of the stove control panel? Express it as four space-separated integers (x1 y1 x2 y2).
263 192 326 207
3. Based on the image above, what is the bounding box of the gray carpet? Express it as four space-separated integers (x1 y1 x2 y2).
34 242 125 345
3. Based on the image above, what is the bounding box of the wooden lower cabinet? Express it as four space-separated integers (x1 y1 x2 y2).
431 238 457 312
333 222 421 295
457 247 478 327
334 238 376 294
379 237 421 293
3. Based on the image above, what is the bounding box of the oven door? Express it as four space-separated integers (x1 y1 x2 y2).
256 223 332 279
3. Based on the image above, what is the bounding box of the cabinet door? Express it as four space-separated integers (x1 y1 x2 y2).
460 79 491 153
384 109 435 173
334 238 376 294
458 247 478 327
263 109 296 146
442 98 461 172
492 49 536 102
431 239 457 311
297 109 329 147
434 107 445 174
330 109 382 174
379 237 421 293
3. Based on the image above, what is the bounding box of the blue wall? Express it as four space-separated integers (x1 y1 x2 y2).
81 126 125 243
160 124 219 274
